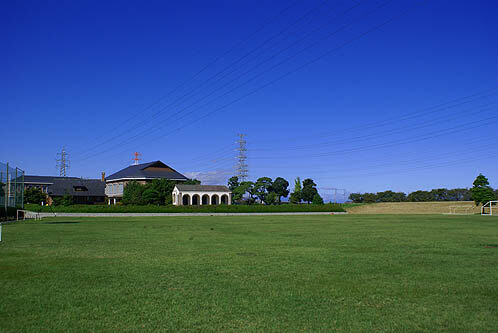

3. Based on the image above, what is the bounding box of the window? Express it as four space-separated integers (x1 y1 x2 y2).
73 186 88 192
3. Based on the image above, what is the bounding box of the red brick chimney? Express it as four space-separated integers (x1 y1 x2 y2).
101 172 105 182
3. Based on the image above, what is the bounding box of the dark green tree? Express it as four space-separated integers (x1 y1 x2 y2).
244 181 258 204
270 177 289 204
470 174 496 206
289 177 302 203
447 188 472 201
301 178 318 203
142 188 161 205
376 190 406 202
407 190 434 202
232 181 252 204
265 192 278 205
254 177 273 204
430 188 449 201
227 176 240 191
24 187 47 205
184 179 201 185
348 193 363 203
312 193 324 205
122 180 145 205
146 179 175 205
289 192 301 204
363 193 377 203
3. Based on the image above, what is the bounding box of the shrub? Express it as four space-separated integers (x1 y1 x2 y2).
62 194 73 206
24 187 47 205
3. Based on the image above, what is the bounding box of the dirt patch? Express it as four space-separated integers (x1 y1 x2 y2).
346 201 480 215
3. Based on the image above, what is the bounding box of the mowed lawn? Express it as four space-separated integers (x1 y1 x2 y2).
1 215 497 332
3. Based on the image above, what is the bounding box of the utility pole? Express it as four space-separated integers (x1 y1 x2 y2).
236 134 248 182
56 147 70 177
132 152 141 165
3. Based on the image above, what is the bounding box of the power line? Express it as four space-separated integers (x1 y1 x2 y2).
75 0 375 161
315 153 498 181
250 112 498 160
144 0 427 145
250 133 498 174
139 86 498 172
251 93 498 151
77 0 412 162
103 0 367 149
73 0 322 158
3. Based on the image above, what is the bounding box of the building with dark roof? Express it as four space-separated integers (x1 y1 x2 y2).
24 176 105 205
105 161 188 204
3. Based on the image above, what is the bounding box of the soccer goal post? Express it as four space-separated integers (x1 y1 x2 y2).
447 205 475 215
481 201 498 216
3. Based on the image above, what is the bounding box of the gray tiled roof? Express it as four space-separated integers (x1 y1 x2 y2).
175 184 230 192
106 161 188 181
25 176 105 197
24 175 80 184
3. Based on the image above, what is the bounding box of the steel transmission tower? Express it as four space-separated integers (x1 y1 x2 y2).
236 134 248 182
56 147 70 177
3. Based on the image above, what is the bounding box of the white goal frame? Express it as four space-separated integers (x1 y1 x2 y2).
447 205 475 215
481 201 498 216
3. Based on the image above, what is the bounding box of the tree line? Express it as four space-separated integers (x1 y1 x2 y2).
228 176 324 205
349 174 497 206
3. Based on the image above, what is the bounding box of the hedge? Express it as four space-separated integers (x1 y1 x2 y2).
24 203 345 213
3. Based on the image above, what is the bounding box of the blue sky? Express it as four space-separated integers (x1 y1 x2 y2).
2 0 498 197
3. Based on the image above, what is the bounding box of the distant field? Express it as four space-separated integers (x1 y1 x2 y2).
345 201 480 214
1 215 497 331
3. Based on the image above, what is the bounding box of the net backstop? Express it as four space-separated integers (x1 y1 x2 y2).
0 162 25 213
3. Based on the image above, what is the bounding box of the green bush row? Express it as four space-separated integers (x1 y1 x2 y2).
24 203 345 213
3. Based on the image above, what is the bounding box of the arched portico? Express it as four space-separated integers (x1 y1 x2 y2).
211 194 219 205
182 194 191 206
172 185 232 206
221 194 229 205
202 194 209 205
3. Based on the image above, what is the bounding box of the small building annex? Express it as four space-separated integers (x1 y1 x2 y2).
105 160 188 204
172 184 231 206
24 176 106 205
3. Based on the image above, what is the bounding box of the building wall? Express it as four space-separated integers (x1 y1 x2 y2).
172 188 231 206
105 180 149 198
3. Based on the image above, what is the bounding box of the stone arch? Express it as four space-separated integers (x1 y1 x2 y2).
211 194 219 205
221 194 229 205
192 194 200 205
202 194 210 205
182 194 191 206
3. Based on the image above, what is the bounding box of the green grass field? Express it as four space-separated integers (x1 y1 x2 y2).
1 215 497 331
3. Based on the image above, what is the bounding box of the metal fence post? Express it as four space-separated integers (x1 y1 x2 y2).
5 163 8 216
14 168 17 208
21 170 24 209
